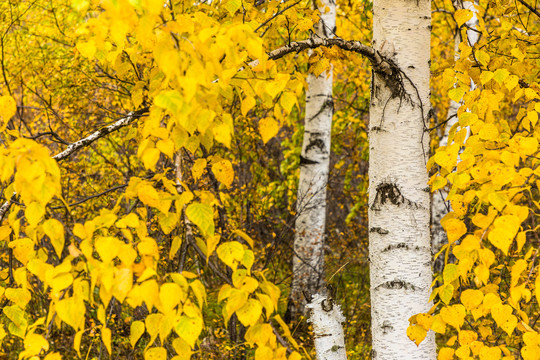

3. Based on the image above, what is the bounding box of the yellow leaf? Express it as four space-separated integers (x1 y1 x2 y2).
440 305 466 330
504 75 519 90
174 315 203 348
246 38 264 60
56 297 85 331
480 71 494 85
441 218 467 243
22 333 49 357
130 321 145 348
173 337 193 360
493 69 510 84
232 229 254 248
26 202 45 226
95 237 122 264
241 96 256 117
145 313 163 346
519 137 538 156
461 289 483 310
528 111 538 128
192 159 207 180
459 330 477 346
76 40 96 59
185 202 214 237
217 241 244 270
475 50 490 66
169 236 182 260
479 123 499 140
212 122 232 148
212 159 234 188
43 219 65 258
145 347 167 360
102 327 112 355
142 148 161 170
488 215 521 255
511 48 525 62
439 283 454 305
206 234 220 259
280 92 297 114
454 9 473 27
156 139 175 159
0 95 16 131
159 283 182 313
407 324 427 346
236 299 262 326
259 118 279 144
511 259 527 288
71 331 83 358
438 347 455 360
448 87 466 102
491 304 517 336
478 346 501 360
137 183 160 208
225 289 248 318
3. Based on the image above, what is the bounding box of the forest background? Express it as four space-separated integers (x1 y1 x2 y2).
0 0 539 359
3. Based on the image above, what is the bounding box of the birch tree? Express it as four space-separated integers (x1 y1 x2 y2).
289 0 336 320
368 1 436 358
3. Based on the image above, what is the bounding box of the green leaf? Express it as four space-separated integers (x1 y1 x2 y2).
185 202 214 237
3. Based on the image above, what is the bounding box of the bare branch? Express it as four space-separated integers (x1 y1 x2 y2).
0 107 149 222
53 107 149 161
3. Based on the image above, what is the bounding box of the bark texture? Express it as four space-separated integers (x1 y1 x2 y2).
432 0 478 272
368 1 436 359
289 0 336 320
307 294 347 360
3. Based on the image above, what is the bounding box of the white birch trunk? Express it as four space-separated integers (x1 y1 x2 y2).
368 1 436 358
432 0 478 272
289 0 336 319
307 294 347 360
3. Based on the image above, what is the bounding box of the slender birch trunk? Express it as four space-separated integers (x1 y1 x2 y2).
432 0 478 272
368 1 436 358
307 294 347 360
288 0 336 320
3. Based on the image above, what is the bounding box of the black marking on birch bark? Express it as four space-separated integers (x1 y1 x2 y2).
370 126 386 132
377 279 417 291
370 227 389 235
307 97 333 123
305 136 326 154
381 320 394 334
299 155 319 165
370 182 419 210
382 243 421 252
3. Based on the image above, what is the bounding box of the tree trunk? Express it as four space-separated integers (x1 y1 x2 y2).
432 0 478 273
288 0 336 320
307 294 347 360
368 1 436 359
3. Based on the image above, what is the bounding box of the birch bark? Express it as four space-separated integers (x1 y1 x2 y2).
368 1 436 358
432 0 478 272
289 0 336 319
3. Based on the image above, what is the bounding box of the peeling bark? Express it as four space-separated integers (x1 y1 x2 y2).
288 0 336 320
368 1 436 359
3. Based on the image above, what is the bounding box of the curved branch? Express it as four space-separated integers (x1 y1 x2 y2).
265 37 395 76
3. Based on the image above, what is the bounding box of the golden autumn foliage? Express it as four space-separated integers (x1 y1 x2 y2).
0 0 539 359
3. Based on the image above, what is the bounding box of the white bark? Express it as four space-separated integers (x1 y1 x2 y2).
307 294 347 360
432 0 478 272
289 0 336 319
368 1 435 359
